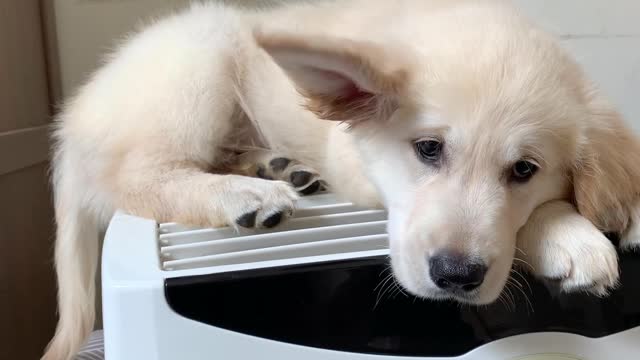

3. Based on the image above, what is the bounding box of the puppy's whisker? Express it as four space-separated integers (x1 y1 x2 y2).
377 264 393 278
507 274 524 289
374 272 394 292
503 281 516 312
513 257 535 272
497 293 509 311
513 279 535 314
501 281 513 311
392 277 409 298
390 281 407 300
380 280 396 303
511 268 533 294
374 273 396 308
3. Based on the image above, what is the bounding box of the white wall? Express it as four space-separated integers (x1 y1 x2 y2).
514 0 640 131
50 0 640 130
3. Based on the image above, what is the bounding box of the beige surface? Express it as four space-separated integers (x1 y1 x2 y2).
0 126 51 176
0 0 51 133
0 1 57 358
0 164 57 360
51 0 289 97
52 0 191 96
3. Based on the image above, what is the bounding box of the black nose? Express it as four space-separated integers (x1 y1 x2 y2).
429 253 487 292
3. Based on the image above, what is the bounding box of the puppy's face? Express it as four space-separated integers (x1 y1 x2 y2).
351 80 577 303
257 1 640 304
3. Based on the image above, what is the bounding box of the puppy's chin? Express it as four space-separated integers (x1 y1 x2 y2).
397 277 507 305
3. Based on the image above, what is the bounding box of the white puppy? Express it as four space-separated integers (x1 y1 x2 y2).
45 0 640 359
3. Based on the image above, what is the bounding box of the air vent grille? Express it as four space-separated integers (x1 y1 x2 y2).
157 194 389 271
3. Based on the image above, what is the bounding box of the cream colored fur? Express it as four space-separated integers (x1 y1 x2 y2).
45 1 640 359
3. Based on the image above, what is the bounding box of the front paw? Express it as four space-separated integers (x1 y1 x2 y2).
534 232 619 296
221 177 298 230
518 201 620 296
621 201 640 251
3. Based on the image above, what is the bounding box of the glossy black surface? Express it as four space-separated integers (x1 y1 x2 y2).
165 250 640 357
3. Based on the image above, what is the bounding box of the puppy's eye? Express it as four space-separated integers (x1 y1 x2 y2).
511 160 538 182
414 139 442 162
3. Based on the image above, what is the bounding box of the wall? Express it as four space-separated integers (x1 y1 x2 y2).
513 0 640 131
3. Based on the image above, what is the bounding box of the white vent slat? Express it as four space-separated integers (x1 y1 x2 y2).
159 210 386 246
159 223 198 234
163 235 389 271
292 202 363 218
158 193 389 272
161 220 387 260
293 193 344 208
158 193 349 234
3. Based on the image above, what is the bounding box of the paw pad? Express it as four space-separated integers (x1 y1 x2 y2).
290 171 313 187
256 165 273 180
299 180 321 195
269 157 291 172
236 210 258 228
262 211 285 228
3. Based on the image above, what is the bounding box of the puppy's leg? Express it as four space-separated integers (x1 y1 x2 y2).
114 159 299 229
230 150 326 196
621 200 640 251
517 200 619 295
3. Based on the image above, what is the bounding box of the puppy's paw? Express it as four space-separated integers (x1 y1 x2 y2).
231 150 326 196
620 201 640 251
221 176 298 229
518 201 619 296
621 224 640 251
534 232 619 296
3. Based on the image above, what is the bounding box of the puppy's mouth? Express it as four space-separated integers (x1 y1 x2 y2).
430 289 481 303
402 285 506 307
390 272 487 304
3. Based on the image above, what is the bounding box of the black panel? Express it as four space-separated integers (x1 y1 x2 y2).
165 250 640 357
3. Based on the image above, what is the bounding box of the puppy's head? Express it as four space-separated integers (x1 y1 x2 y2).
256 2 640 304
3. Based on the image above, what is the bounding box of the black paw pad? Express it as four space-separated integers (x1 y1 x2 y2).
256 165 273 180
262 211 284 228
290 171 313 187
299 180 321 195
236 210 258 228
269 157 291 172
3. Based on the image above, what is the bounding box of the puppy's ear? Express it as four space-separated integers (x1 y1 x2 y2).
254 30 412 123
572 88 640 234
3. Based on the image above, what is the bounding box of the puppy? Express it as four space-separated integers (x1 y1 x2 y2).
45 0 640 359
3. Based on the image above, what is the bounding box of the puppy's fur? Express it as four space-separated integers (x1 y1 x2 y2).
45 0 640 359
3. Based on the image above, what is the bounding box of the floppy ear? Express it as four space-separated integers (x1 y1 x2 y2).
572 89 640 234
254 30 412 123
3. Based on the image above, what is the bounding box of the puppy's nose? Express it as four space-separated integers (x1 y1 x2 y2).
429 253 487 292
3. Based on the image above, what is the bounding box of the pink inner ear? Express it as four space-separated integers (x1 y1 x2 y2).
314 68 372 101
301 66 381 122
341 82 371 102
